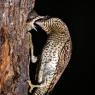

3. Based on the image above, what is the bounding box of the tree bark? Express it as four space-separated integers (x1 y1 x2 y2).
0 0 35 95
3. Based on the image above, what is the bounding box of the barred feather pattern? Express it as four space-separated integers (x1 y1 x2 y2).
30 17 72 95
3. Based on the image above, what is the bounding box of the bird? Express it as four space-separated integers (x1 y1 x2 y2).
27 15 72 95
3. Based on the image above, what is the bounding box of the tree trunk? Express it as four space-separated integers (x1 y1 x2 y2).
0 0 35 95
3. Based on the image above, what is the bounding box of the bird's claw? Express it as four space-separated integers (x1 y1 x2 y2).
27 80 41 93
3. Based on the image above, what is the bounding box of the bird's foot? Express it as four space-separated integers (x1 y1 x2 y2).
27 80 41 93
31 55 37 63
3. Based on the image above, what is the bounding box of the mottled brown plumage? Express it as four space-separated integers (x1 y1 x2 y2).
27 16 72 95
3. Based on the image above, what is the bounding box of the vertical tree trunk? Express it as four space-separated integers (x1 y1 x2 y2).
0 0 35 95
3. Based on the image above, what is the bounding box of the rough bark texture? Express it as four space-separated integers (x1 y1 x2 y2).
0 0 35 95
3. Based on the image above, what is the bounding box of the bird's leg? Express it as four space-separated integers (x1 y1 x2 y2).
29 32 37 63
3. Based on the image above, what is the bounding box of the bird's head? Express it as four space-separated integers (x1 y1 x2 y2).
26 15 51 33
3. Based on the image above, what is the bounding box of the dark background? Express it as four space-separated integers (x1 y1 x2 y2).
30 0 94 95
